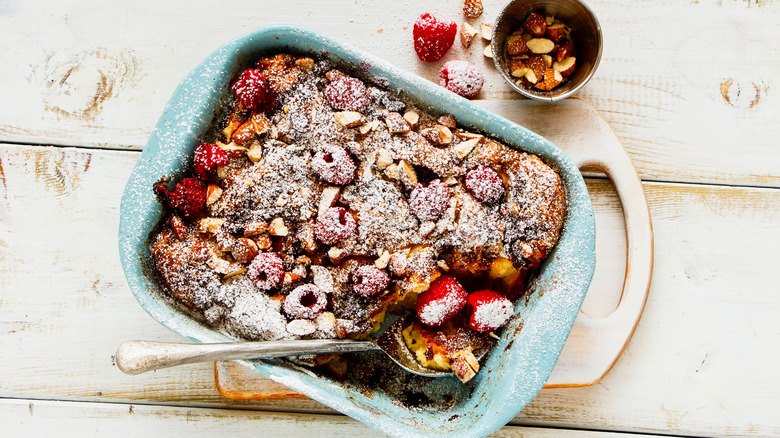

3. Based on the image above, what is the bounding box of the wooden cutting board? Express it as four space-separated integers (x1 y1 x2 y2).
214 98 654 399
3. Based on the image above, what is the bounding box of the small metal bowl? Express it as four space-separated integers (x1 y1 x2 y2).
492 0 602 102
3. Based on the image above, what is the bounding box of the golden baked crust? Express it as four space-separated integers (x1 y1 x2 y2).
149 54 566 353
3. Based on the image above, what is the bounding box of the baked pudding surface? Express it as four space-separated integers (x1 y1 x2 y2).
149 53 566 382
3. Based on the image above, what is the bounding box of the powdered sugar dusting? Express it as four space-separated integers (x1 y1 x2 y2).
146 51 566 355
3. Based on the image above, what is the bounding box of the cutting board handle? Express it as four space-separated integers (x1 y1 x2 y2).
543 116 654 388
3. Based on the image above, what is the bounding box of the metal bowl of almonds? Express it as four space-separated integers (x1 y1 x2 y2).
492 0 602 101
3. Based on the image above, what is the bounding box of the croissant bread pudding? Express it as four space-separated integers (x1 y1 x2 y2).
149 53 566 383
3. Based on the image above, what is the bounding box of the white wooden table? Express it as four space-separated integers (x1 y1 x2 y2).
1 1 778 436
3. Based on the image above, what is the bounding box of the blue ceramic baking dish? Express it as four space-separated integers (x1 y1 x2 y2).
118 25 595 438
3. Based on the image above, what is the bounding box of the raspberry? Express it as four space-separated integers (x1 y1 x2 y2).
315 207 356 245
438 60 484 99
311 145 355 185
413 13 457 62
465 165 505 203
408 179 450 221
466 290 513 332
193 143 229 181
352 265 390 297
283 284 327 319
415 275 468 327
324 76 369 111
154 177 207 219
246 252 285 290
232 69 272 111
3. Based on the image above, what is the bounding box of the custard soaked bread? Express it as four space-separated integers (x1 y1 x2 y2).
150 53 565 382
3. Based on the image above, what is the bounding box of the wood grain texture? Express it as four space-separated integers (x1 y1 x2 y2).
1 144 778 436
0 1 778 186
1 399 645 438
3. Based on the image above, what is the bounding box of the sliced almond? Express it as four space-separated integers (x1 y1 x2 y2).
423 124 454 145
403 110 420 128
375 148 394 169
506 32 528 55
455 131 484 140
251 113 271 135
231 238 259 264
254 234 272 250
384 163 400 180
287 319 316 336
483 45 493 58
268 217 288 236
198 217 224 234
399 160 418 185
374 250 391 269
283 272 303 286
454 138 481 160
206 184 223 206
546 23 566 42
524 69 539 84
385 112 411 134
318 186 341 217
460 22 479 49
244 221 268 237
526 38 555 54
327 246 345 263
359 119 380 135
508 58 528 78
169 215 188 240
438 114 457 128
231 120 255 145
553 56 576 78
480 23 493 40
247 142 263 162
216 141 248 158
222 118 241 140
314 312 336 332
534 68 564 91
334 111 365 128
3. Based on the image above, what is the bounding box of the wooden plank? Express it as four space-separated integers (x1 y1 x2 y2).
1 144 779 436
0 1 778 186
1 399 646 438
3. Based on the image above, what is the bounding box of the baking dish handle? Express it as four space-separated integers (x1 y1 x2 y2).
544 130 654 388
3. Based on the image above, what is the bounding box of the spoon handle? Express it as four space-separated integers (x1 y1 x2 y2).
115 339 378 375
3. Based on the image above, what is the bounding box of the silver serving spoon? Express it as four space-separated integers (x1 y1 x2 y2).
115 317 478 377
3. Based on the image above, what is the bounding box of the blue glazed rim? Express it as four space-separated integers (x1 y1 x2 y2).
118 25 596 438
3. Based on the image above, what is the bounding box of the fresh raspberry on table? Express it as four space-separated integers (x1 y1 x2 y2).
193 143 229 181
438 60 484 98
408 179 450 221
315 207 357 245
413 13 457 62
283 284 328 319
466 290 513 332
246 252 285 291
465 165 505 203
154 177 207 220
352 265 391 297
311 145 356 185
324 76 370 111
232 69 273 111
416 275 468 327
